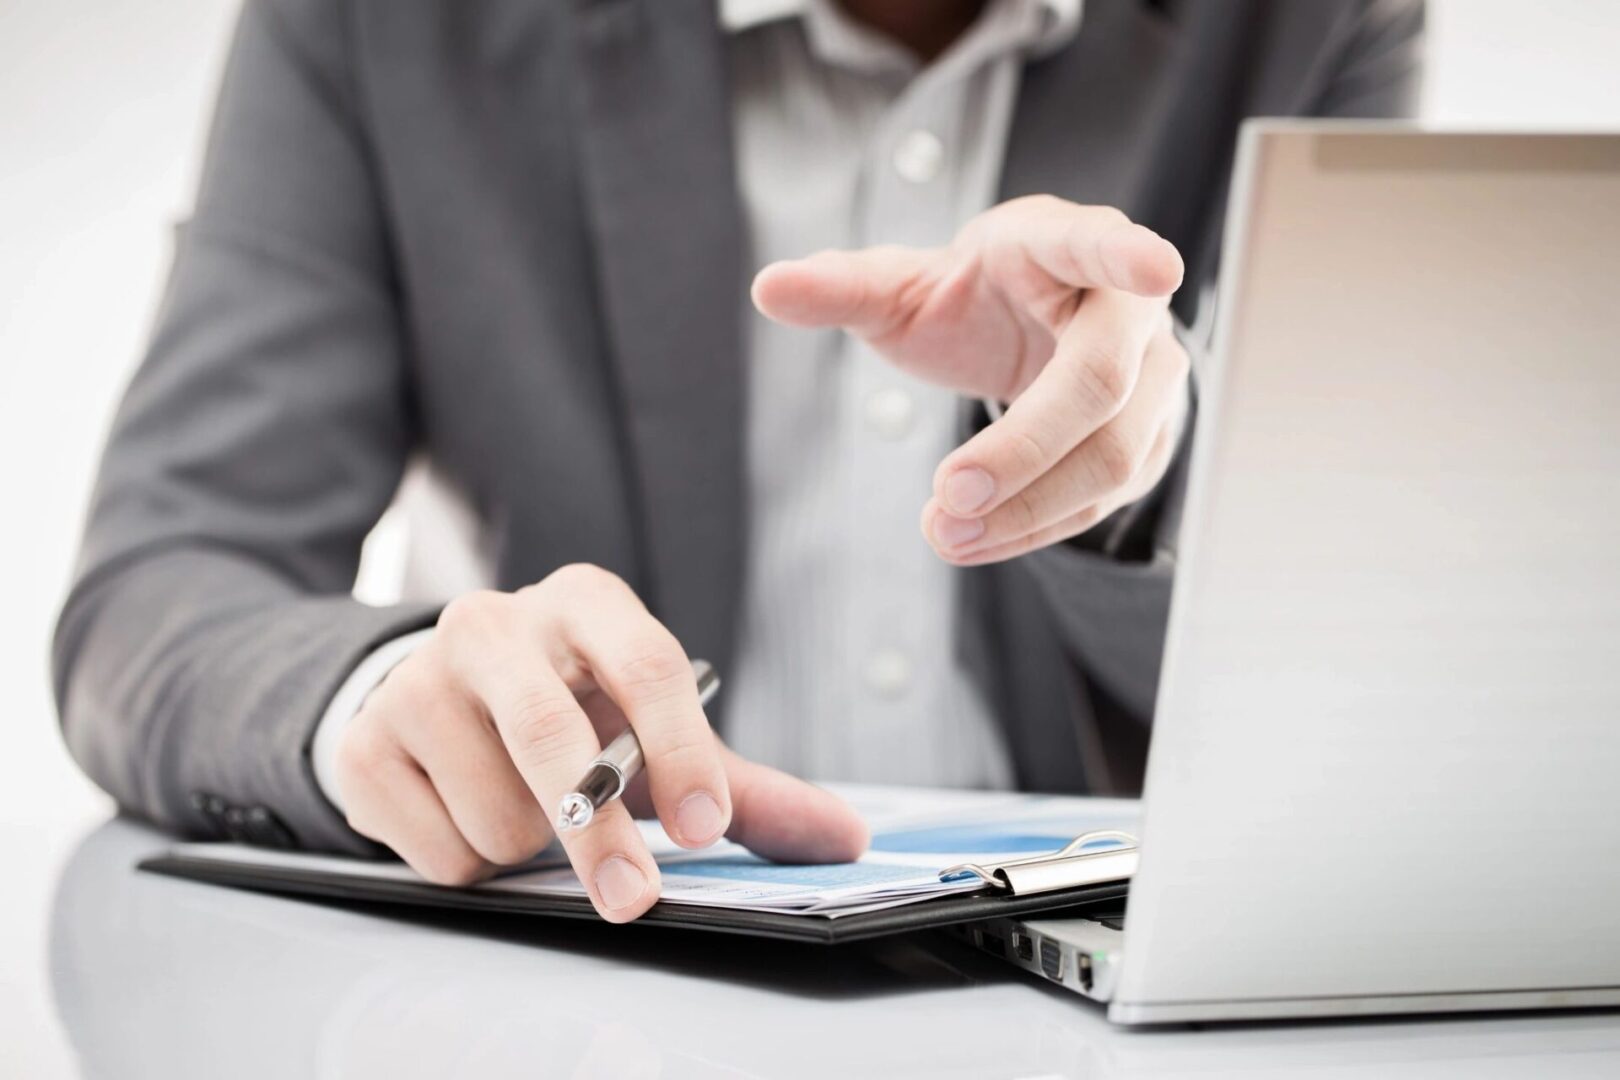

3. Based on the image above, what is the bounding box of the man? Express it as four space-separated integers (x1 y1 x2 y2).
54 0 1422 922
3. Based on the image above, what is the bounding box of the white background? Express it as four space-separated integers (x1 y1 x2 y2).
2 1 1618 1073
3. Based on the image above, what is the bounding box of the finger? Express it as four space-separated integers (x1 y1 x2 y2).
942 416 1180 567
340 741 491 887
977 196 1184 297
927 327 1188 557
439 592 661 922
720 743 869 864
547 571 731 850
400 700 554 867
488 661 661 921
933 290 1168 519
750 244 939 339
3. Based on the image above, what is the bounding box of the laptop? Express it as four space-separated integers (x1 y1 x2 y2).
969 124 1620 1023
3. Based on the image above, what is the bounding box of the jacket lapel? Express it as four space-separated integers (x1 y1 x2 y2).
999 0 1187 215
1001 0 1245 303
570 0 747 689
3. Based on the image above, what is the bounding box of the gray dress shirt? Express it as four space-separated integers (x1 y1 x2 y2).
315 0 1080 801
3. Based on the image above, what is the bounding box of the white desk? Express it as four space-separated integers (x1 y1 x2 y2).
28 819 1620 1078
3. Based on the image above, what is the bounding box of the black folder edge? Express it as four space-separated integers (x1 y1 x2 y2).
138 851 1129 944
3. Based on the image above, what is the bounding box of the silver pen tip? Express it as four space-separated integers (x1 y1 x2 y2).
556 793 594 832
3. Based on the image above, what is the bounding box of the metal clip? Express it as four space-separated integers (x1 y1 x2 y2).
940 830 1140 896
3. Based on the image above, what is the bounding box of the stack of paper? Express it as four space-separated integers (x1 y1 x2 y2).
177 785 1140 919
486 785 1140 918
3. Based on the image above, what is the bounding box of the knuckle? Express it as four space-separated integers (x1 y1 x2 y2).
652 729 718 774
1000 488 1043 537
334 723 393 785
1060 206 1127 254
373 654 437 707
1074 342 1133 411
342 806 390 846
547 562 629 600
1013 193 1064 217
615 639 690 700
1071 504 1107 533
437 590 507 640
1097 205 1131 229
506 689 591 765
1003 424 1055 479
342 809 375 840
471 815 548 867
1090 427 1141 489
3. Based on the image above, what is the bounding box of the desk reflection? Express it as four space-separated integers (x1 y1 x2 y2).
49 820 1620 1079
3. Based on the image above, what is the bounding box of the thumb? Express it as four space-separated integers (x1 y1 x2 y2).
720 744 870 864
750 246 938 338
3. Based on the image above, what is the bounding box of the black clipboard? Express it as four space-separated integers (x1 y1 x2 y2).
138 833 1136 945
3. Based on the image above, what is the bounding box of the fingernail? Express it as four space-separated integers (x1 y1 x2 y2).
932 513 986 549
594 856 649 911
943 468 995 514
675 791 724 846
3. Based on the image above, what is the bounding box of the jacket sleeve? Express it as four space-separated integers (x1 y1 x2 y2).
51 0 440 855
1019 0 1426 724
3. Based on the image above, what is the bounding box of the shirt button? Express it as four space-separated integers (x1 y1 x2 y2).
864 649 913 699
864 387 915 440
892 129 945 184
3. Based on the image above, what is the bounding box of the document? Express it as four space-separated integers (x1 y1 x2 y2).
176 784 1139 919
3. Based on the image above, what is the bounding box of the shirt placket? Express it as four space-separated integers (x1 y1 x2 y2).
837 78 973 778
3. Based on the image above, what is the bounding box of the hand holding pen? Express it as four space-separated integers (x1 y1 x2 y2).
331 565 868 922
558 659 722 832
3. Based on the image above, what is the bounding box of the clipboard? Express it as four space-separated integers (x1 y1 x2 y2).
138 830 1137 945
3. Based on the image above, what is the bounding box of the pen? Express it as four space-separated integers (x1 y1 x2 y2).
555 659 721 832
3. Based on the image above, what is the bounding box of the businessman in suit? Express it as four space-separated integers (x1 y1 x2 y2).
54 0 1422 921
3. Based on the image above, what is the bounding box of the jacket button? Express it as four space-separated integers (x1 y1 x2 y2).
221 805 252 842
246 806 297 850
190 791 228 828
188 792 296 848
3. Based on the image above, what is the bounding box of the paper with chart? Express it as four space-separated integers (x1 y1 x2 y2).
176 784 1139 918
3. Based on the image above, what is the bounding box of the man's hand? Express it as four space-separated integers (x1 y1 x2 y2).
752 195 1191 565
334 564 870 922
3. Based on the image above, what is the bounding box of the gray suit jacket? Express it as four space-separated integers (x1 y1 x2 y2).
54 0 1422 855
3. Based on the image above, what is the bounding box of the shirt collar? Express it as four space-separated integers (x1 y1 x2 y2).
719 0 1082 61
719 0 807 32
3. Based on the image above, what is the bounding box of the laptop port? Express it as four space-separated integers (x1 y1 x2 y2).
1076 951 1094 992
1011 930 1034 962
1038 938 1064 982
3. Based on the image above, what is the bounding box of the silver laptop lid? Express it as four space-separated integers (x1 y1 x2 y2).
1113 126 1620 1024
